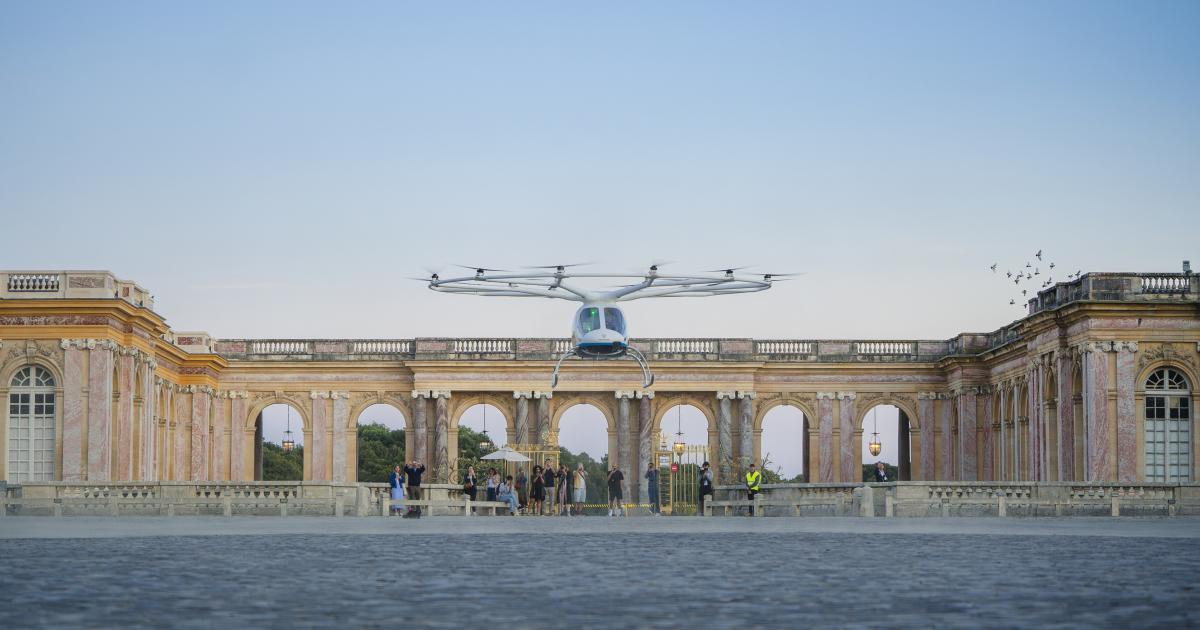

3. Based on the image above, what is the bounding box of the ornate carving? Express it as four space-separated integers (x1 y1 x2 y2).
1137 343 1196 372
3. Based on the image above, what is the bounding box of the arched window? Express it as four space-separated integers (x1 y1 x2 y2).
1144 367 1191 482
8 366 57 482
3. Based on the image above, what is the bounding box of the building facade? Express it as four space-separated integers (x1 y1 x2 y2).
1 269 1196 499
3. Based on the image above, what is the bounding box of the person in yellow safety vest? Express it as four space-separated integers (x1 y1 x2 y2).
745 463 762 516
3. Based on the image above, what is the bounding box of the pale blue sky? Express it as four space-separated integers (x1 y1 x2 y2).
4 3 1197 469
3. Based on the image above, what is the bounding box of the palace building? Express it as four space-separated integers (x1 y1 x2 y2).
0 267 1196 500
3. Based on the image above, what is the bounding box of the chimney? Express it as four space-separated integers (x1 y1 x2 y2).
1184 260 1192 275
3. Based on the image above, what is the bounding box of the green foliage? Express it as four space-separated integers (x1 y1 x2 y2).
553 447 610 504
863 462 899 482
455 425 492 483
262 441 302 481
357 422 407 483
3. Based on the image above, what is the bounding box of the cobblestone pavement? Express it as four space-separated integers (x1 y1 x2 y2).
0 518 1197 628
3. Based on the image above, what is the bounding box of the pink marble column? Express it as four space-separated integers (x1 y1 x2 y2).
817 394 834 482
138 362 156 480
939 395 953 480
211 396 227 481
918 395 936 480
1085 343 1112 481
173 389 189 480
958 391 978 481
311 392 329 481
980 392 994 480
61 344 85 481
87 344 115 481
115 353 134 480
190 389 210 481
1056 353 1076 481
1028 368 1041 481
838 393 856 482
229 394 246 480
1115 342 1138 481
332 393 349 482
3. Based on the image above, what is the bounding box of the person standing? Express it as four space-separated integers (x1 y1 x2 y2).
486 467 499 503
403 460 426 517
542 462 557 515
873 461 889 482
516 468 528 513
557 463 570 515
463 465 479 513
698 461 714 516
745 463 762 516
530 465 545 515
388 465 406 516
607 466 625 517
645 462 660 515
572 463 588 516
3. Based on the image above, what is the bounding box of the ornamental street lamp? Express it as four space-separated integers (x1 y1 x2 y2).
479 405 492 451
868 407 882 457
672 405 686 455
282 406 296 453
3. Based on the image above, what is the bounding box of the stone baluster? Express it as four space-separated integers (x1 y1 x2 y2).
410 391 429 467
433 391 451 482
737 391 755 475
716 392 736 483
1114 341 1139 481
534 391 553 446
514 392 531 446
637 392 654 504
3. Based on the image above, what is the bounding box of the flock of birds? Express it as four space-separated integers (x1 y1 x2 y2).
989 250 1082 307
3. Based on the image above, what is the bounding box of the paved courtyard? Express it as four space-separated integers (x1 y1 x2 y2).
1 517 1197 628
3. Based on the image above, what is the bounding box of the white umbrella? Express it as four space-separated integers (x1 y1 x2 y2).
481 447 531 462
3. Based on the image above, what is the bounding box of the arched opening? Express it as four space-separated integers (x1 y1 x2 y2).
456 404 510 497
7 366 57 482
255 403 304 481
1143 367 1192 482
759 405 806 482
356 403 406 483
556 404 611 513
656 404 710 515
861 404 909 481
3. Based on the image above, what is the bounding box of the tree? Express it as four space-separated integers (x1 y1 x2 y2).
262 442 302 481
357 422 406 483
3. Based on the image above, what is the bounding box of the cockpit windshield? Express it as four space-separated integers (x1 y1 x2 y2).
578 307 602 334
603 308 626 335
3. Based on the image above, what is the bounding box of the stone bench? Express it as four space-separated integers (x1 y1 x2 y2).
387 498 511 517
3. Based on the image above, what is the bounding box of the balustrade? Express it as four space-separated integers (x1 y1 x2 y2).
7 273 60 292
854 341 915 355
453 339 513 353
250 340 312 354
652 339 717 354
756 340 813 355
352 340 412 354
1140 274 1190 294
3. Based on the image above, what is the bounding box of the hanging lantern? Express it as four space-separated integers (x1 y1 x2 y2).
868 407 882 457
672 405 686 454
282 406 296 453
479 405 492 451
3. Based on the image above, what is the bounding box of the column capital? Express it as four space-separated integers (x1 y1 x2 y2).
532 391 553 399
330 391 350 399
614 390 637 399
635 391 654 399
311 390 331 399
513 391 532 399
836 391 856 400
716 391 738 400
411 390 431 399
1114 341 1138 353
1078 340 1114 355
430 390 451 399
736 391 756 400
816 392 836 400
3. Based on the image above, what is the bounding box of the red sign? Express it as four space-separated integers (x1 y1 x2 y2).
670 463 679 472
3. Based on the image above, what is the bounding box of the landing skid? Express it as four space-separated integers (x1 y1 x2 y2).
551 347 655 389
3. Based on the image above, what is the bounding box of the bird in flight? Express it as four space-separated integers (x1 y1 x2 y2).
1049 262 1055 269
1036 250 1043 260
990 263 998 273
1006 270 1013 278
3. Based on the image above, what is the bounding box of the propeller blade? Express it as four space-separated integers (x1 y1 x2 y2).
524 262 594 270
452 264 510 272
703 265 754 273
761 272 807 277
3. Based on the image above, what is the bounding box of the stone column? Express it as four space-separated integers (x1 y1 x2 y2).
311 391 331 481
998 385 1009 480
958 388 978 481
411 391 429 467
1029 362 1044 481
191 386 211 481
87 340 116 481
615 391 634 498
938 393 954 480
514 392 531 446
838 392 856 482
332 392 350 482
738 392 755 474
1055 352 1076 481
716 392 735 483
61 340 85 481
637 392 654 504
173 385 189 481
1114 341 1139 482
433 391 451 482
115 349 135 480
917 393 936 480
138 356 158 481
816 393 835 482
229 391 247 480
534 391 553 446
1081 341 1113 481
979 387 994 480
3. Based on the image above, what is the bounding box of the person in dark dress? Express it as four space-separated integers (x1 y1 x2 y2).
607 466 625 517
402 460 426 517
542 463 557 515
873 462 889 482
530 465 546 515
645 462 660 515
